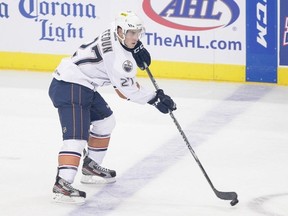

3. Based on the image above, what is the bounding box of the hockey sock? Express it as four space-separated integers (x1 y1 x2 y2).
87 146 107 165
58 139 86 183
58 165 78 184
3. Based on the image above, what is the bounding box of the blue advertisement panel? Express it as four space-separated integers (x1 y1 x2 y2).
280 0 288 66
246 0 277 83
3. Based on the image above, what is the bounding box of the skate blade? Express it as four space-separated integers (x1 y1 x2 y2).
81 175 116 184
52 193 85 204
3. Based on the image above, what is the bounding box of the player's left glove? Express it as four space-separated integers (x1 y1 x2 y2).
131 40 151 70
148 89 177 114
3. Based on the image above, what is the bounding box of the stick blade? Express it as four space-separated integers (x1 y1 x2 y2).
214 190 238 201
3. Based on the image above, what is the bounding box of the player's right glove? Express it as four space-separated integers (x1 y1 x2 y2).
131 40 151 70
148 89 177 114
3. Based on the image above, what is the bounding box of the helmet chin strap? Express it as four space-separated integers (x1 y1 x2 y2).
120 35 126 46
116 28 127 47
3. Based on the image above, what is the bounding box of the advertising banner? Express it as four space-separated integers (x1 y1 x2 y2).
0 0 115 54
141 0 245 65
279 0 288 66
246 0 278 83
0 0 245 65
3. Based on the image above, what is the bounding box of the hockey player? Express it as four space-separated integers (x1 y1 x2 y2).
48 11 176 204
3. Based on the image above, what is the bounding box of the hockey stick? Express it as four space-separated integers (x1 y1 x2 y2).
144 65 239 206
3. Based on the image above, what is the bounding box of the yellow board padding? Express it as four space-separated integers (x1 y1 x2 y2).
137 61 246 82
0 51 246 82
0 52 68 72
278 67 288 85
1 52 287 85
213 64 246 82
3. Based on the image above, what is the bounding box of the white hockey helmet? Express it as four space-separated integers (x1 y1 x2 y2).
115 11 145 39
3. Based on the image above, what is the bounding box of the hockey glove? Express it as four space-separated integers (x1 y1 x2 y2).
148 89 177 114
131 40 151 70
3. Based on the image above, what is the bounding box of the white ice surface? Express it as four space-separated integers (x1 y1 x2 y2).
0 70 288 216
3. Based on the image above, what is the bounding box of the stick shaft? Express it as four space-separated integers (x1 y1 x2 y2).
145 66 237 201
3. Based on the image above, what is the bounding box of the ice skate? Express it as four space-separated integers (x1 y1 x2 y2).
81 156 116 184
52 176 86 204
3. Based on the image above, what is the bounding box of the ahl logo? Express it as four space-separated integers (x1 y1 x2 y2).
143 0 240 31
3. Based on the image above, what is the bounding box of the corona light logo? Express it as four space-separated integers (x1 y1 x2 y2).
143 0 240 31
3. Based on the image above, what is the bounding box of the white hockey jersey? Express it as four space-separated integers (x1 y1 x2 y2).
53 25 155 104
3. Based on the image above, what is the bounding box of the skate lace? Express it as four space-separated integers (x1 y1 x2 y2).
63 181 79 192
95 164 111 173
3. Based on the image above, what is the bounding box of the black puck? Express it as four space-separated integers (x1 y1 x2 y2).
230 198 239 206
